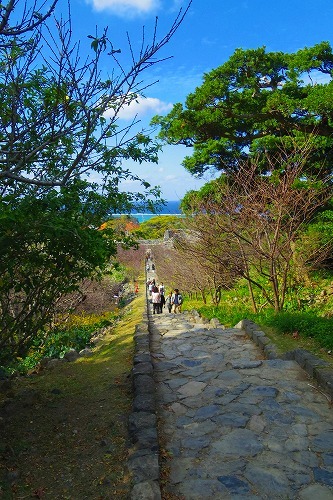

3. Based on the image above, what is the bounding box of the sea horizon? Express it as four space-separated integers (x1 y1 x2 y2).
130 200 182 222
131 200 181 214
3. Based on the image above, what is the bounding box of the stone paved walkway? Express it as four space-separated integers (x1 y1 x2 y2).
149 308 333 499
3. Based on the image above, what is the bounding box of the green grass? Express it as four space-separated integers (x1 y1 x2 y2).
2 310 122 375
182 284 333 364
0 276 147 499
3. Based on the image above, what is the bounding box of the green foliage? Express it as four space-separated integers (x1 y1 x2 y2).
183 274 333 352
180 176 228 213
108 263 128 284
0 190 117 360
198 304 333 351
198 303 248 328
39 318 114 359
3 311 119 375
261 312 333 349
153 42 333 178
0 1 190 367
133 215 185 239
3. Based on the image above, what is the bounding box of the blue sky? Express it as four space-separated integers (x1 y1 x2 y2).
55 0 333 200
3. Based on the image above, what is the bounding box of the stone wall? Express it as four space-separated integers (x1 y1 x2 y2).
127 302 161 500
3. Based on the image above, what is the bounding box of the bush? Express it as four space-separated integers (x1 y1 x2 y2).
1 311 119 375
183 279 333 352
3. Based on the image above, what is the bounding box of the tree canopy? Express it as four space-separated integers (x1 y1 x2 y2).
0 1 189 208
133 215 184 240
152 42 333 177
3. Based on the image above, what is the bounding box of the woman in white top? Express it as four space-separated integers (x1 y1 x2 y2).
151 286 161 314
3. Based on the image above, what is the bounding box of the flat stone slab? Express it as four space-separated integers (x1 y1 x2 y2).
177 380 207 397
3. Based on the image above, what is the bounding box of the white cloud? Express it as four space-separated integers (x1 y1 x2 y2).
88 0 160 16
104 95 172 121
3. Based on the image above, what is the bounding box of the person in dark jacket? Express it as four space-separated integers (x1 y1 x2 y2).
171 289 183 313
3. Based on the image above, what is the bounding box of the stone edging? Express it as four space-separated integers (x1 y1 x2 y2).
235 318 333 400
127 303 161 500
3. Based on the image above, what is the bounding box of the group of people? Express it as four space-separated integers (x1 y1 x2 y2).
147 278 183 315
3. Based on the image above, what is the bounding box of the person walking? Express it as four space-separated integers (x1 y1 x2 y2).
171 288 183 313
159 282 165 310
165 292 172 313
151 286 162 314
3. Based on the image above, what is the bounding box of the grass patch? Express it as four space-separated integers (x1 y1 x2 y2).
0 279 146 499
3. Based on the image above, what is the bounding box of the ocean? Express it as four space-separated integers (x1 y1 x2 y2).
131 200 182 223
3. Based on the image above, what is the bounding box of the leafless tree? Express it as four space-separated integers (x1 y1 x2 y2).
183 141 332 312
0 1 191 195
0 0 58 38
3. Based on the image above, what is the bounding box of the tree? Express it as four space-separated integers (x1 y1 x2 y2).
152 243 197 296
171 226 238 305
0 1 191 362
116 244 148 281
133 215 184 239
0 2 190 200
181 144 331 313
152 42 333 178
0 0 58 38
0 190 117 359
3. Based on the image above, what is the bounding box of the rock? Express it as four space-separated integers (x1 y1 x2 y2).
134 353 152 365
128 412 157 436
131 480 161 500
210 317 221 327
79 348 93 357
38 357 52 369
133 394 155 412
133 375 155 395
190 309 201 318
46 358 67 369
299 484 333 499
132 363 153 377
63 349 79 362
128 454 159 482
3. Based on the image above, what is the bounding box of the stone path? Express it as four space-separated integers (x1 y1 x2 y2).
149 308 333 499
